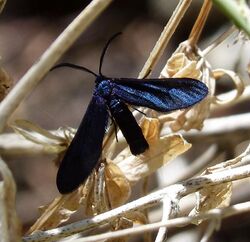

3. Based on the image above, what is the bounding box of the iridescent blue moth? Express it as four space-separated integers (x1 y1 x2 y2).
52 33 208 194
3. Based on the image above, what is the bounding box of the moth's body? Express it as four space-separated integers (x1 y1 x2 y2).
95 77 114 100
95 77 149 155
52 33 208 194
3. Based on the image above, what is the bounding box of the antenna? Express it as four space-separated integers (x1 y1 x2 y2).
51 63 98 77
98 32 122 76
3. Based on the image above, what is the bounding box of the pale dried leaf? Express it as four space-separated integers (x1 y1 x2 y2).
79 173 95 210
190 182 232 225
169 96 211 131
90 164 110 216
160 43 214 131
124 211 148 225
14 119 64 140
106 213 146 242
28 189 83 233
189 158 234 224
28 174 96 232
82 167 127 217
162 53 187 77
83 173 105 216
105 162 131 208
83 162 131 216
0 157 21 242
115 217 134 229
12 119 69 154
190 144 250 222
0 67 12 102
113 117 191 184
140 117 160 144
161 53 201 79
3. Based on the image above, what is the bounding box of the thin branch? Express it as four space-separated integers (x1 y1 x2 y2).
2 110 250 156
201 26 236 56
200 219 220 242
167 112 250 144
0 0 113 132
154 196 172 242
36 201 250 242
188 0 212 47
23 163 250 241
0 156 21 242
138 0 192 78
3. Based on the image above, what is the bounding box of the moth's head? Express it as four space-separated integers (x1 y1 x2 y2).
96 79 113 98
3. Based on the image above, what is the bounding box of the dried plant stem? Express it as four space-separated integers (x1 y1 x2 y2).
188 0 212 47
200 219 220 242
138 0 192 78
23 163 250 242
70 201 250 242
181 112 250 144
0 156 21 242
211 85 250 111
155 196 172 242
201 26 236 56
2 108 250 156
0 0 112 132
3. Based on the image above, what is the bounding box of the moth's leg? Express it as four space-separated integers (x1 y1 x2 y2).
131 106 147 117
108 112 119 142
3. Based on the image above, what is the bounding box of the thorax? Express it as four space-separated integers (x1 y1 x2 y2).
95 77 114 100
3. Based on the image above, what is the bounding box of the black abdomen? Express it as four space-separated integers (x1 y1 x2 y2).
109 99 149 155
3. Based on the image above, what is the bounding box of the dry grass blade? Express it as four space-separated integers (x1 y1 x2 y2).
0 156 21 242
0 0 113 132
23 164 250 241
28 190 83 233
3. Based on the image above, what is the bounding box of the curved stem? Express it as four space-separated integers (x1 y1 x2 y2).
188 0 212 47
0 0 113 132
138 0 192 79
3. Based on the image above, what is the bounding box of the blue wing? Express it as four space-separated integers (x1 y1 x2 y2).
111 78 208 112
56 95 108 194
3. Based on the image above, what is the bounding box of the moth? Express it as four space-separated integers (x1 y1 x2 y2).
52 33 208 194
